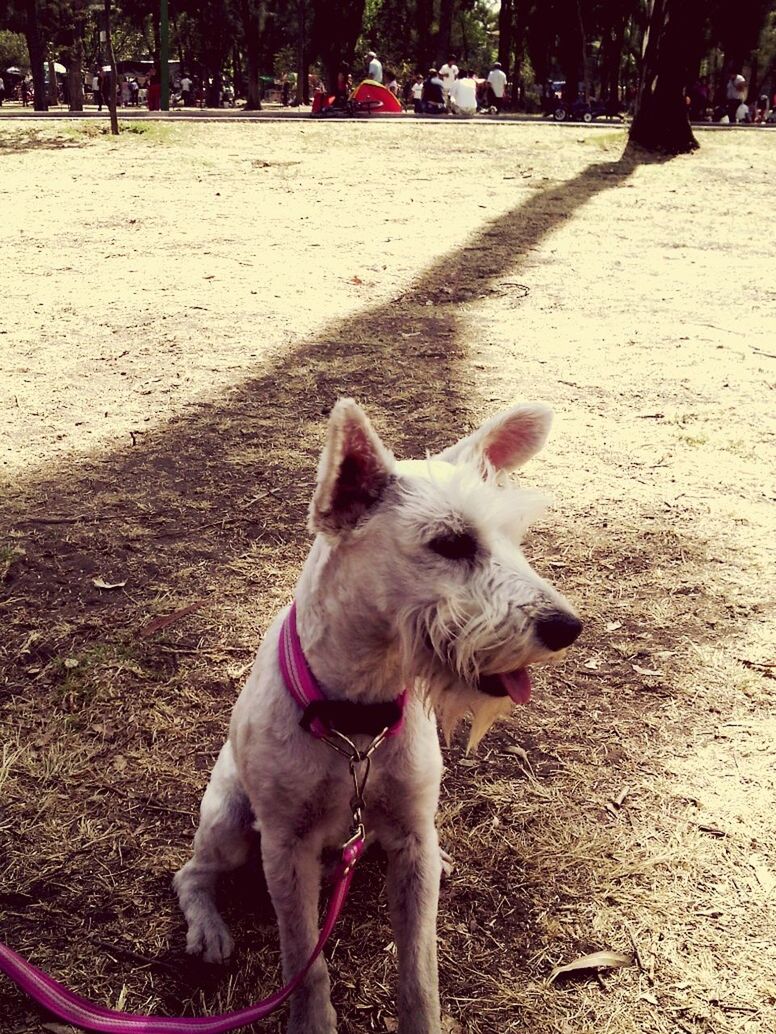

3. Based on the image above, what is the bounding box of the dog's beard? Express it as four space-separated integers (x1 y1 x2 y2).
423 676 513 751
398 604 528 751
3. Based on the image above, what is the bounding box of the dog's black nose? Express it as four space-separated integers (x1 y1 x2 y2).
535 611 583 652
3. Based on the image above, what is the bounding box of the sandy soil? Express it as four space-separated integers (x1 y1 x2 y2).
0 119 774 1034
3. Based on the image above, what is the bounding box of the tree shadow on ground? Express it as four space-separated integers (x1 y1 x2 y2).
4 142 662 604
0 127 91 154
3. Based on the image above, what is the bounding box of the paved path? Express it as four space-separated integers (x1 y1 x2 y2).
0 103 766 131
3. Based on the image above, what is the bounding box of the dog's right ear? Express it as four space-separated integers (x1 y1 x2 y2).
435 403 552 474
309 399 395 536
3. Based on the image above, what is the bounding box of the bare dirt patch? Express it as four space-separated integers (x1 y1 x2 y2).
1 120 774 1034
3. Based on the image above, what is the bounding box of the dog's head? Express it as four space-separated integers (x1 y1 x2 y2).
309 399 581 747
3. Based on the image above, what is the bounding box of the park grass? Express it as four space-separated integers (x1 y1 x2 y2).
0 120 774 1034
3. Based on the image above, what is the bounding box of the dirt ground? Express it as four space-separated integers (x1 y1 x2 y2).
0 119 774 1034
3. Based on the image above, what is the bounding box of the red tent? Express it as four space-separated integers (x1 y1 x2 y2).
350 79 402 114
311 79 402 116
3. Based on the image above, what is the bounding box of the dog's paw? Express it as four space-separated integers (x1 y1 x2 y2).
185 916 234 964
440 846 454 879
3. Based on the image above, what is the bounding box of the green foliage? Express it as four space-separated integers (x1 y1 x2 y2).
0 27 26 69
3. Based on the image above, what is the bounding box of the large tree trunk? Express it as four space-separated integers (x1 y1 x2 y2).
25 0 48 111
630 0 700 154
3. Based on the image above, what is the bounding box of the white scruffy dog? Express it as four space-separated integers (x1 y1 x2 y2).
174 399 581 1034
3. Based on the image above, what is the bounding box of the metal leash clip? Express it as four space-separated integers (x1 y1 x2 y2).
320 725 392 871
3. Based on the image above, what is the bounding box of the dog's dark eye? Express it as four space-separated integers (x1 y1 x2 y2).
428 531 478 562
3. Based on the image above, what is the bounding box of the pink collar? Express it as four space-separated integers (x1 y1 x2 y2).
279 602 406 740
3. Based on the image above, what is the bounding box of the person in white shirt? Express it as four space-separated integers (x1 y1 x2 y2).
367 51 383 84
486 62 507 114
411 74 424 113
180 74 193 105
450 70 477 116
725 73 746 122
438 56 458 109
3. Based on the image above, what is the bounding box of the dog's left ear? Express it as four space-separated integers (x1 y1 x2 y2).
310 399 396 536
435 403 553 473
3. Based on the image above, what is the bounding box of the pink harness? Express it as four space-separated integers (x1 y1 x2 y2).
0 602 405 1032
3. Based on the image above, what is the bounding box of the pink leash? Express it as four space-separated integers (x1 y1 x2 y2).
0 602 401 1032
0 839 363 1033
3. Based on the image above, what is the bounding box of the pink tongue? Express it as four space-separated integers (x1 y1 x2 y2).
499 668 532 705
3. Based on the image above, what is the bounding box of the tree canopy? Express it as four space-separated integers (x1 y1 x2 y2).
1 0 774 119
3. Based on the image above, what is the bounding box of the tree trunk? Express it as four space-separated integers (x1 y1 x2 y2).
416 0 433 69
436 0 455 65
558 0 583 102
65 12 85 112
599 13 626 102
629 0 700 154
576 0 590 101
104 0 119 134
311 0 366 94
510 2 529 113
296 0 307 104
243 0 264 110
25 0 48 111
497 0 512 75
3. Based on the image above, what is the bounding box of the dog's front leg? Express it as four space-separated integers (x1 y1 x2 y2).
385 823 442 1034
261 830 337 1034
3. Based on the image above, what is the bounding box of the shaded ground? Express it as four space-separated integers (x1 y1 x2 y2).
0 120 774 1034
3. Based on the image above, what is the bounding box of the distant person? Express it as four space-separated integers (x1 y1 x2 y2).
101 69 112 109
335 63 351 107
487 61 507 114
725 73 746 123
92 70 102 110
21 77 31 106
386 73 399 97
411 73 424 113
281 77 290 106
438 55 458 109
0 78 5 106
450 69 477 116
180 73 193 105
421 68 445 115
367 51 383 84
735 100 750 123
120 77 130 106
147 68 161 111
